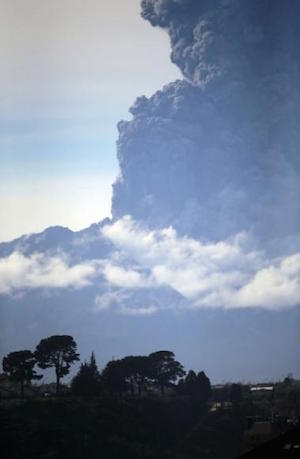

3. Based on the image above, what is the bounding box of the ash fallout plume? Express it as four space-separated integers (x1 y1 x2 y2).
141 0 300 88
112 0 300 250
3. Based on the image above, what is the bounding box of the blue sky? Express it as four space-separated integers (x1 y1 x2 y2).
0 0 180 241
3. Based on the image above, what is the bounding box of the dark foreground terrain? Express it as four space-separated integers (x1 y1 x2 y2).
0 397 245 459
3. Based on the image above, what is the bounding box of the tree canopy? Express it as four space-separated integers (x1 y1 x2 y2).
101 352 185 396
121 355 151 395
149 351 185 395
35 335 79 393
101 359 128 395
2 350 42 397
71 352 100 396
178 370 212 403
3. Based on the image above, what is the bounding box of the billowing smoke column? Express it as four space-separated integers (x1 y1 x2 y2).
141 0 300 88
112 0 300 245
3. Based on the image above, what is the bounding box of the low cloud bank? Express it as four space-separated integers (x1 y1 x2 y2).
0 251 98 295
101 216 300 311
1 217 299 313
95 290 159 316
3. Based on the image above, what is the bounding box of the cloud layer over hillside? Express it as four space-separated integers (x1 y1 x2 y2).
101 217 300 310
2 216 299 313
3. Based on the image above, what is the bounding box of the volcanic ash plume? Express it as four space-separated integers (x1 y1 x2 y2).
112 0 300 247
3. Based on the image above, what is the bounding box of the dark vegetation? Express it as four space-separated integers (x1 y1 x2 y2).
2 350 42 398
0 397 246 459
1 335 299 458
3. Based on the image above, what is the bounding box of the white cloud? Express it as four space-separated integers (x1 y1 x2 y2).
101 216 300 311
2 217 299 312
119 305 158 316
94 289 159 315
94 290 130 311
0 251 98 294
231 254 300 310
102 263 150 289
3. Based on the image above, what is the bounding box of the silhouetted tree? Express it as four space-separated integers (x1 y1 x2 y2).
184 370 198 396
121 355 151 396
101 359 128 396
149 351 185 396
71 352 101 396
197 371 212 403
284 373 293 386
89 352 98 376
2 350 42 397
35 335 79 393
178 369 212 403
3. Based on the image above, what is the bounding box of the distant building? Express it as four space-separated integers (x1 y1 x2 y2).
210 401 232 411
250 385 274 392
210 401 222 411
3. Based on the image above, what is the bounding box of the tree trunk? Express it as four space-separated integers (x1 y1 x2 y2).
56 371 60 394
160 382 165 397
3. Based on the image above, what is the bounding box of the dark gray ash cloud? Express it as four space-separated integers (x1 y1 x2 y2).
141 0 300 88
112 0 300 249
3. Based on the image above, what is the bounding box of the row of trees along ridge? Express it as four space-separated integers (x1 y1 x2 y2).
2 335 212 401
